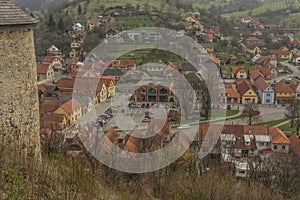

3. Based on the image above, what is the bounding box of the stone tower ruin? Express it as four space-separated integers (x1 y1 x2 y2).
0 0 41 158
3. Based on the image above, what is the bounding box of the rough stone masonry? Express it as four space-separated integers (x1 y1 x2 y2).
0 0 41 159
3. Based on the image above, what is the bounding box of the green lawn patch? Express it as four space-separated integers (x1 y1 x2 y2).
255 118 287 127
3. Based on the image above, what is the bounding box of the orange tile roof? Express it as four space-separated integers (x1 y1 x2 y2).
270 127 290 144
60 99 82 114
225 84 240 98
231 65 243 75
37 64 50 74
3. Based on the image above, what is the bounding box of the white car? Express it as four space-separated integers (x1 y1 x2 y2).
177 124 192 129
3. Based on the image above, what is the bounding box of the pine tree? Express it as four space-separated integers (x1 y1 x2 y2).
78 4 82 15
48 14 56 29
57 18 64 32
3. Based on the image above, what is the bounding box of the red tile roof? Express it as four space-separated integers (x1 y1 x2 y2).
254 75 269 91
56 78 75 91
270 127 290 144
42 56 57 63
273 80 295 93
37 64 50 74
249 68 263 81
245 44 259 50
39 97 60 113
231 65 243 76
123 129 143 153
246 36 261 41
59 99 82 114
291 39 300 45
269 50 291 56
225 84 240 99
236 79 255 96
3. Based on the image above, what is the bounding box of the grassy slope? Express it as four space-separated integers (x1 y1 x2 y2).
222 0 300 19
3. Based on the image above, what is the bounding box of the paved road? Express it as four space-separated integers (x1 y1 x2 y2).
225 104 286 125
280 61 300 77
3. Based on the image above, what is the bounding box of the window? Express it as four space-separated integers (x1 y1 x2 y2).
274 145 277 150
282 145 285 150
266 94 270 97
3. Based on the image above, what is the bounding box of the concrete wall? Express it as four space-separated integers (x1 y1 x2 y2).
0 26 41 159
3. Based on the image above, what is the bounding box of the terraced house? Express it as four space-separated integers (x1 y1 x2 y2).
273 79 297 105
236 79 258 104
197 124 291 178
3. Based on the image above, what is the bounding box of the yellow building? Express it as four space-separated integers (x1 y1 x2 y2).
237 80 258 104
54 99 82 125
101 76 116 98
273 80 296 105
244 44 261 54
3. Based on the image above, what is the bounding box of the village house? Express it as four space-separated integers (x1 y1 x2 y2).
72 22 85 31
245 36 263 46
65 61 84 73
244 44 261 54
100 75 116 98
203 29 215 42
87 19 100 30
56 78 75 92
240 16 254 24
236 79 258 104
42 56 62 70
185 16 200 27
295 83 300 100
199 43 214 53
222 84 241 104
254 75 275 105
46 45 62 56
68 49 78 58
67 30 85 39
109 60 136 70
249 66 277 80
54 99 82 125
269 49 292 60
231 65 247 79
273 79 297 105
71 41 81 49
105 28 119 39
197 124 291 178
37 64 54 85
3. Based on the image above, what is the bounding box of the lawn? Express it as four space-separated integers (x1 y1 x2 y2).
278 122 297 136
201 109 240 119
111 16 157 29
255 118 287 127
295 33 300 39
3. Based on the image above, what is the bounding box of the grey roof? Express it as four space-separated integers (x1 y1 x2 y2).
0 0 39 26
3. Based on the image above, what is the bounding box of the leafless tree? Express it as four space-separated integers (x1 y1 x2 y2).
285 99 300 135
243 103 260 125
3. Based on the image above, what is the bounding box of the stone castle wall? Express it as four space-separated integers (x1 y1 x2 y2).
0 27 41 159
